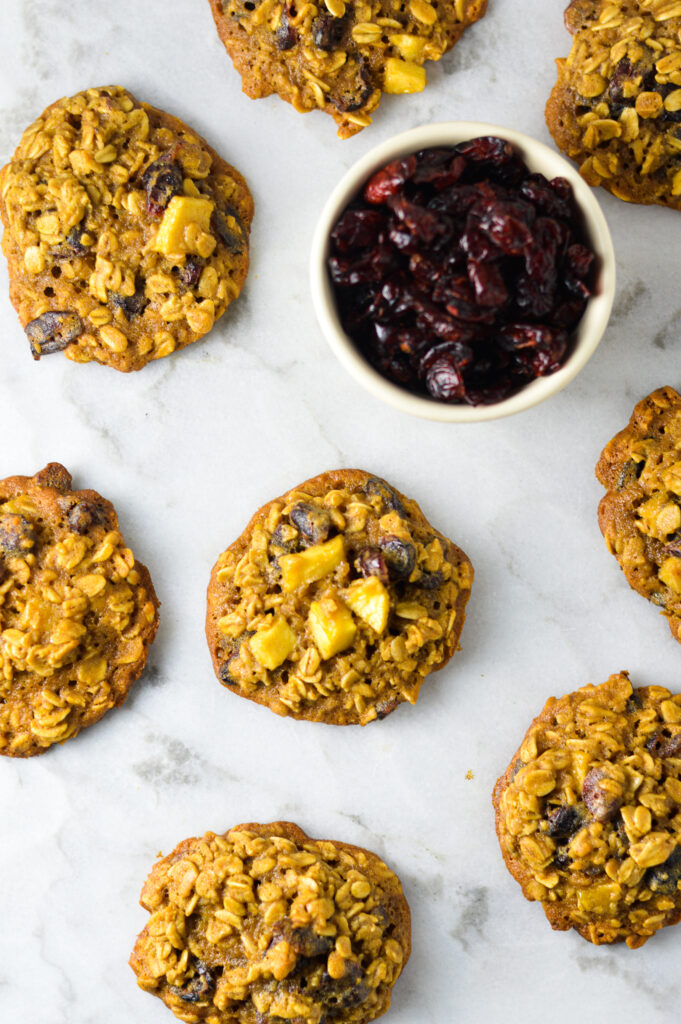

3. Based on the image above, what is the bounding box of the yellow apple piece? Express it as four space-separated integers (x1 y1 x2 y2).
308 594 357 660
279 535 344 592
345 577 390 633
250 615 297 670
153 195 214 255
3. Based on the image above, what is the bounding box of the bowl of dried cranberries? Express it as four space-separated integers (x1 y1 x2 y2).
310 122 616 422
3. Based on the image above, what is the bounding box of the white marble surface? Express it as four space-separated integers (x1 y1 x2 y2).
1 0 681 1021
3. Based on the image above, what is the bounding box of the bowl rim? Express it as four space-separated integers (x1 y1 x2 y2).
309 120 617 423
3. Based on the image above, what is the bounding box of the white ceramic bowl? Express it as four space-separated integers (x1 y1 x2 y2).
310 122 616 423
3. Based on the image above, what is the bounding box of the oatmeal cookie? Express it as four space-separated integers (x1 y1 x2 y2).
207 0 488 139
0 463 159 756
494 671 681 947
129 820 411 1024
546 0 681 207
596 386 681 643
0 85 253 370
205 469 473 724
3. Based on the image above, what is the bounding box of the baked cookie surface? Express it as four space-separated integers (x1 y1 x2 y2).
0 463 159 756
129 820 411 1024
596 386 681 643
546 0 681 207
0 85 253 370
205 469 473 725
207 0 488 138
494 672 681 948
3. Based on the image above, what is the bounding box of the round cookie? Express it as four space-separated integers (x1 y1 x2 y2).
596 386 681 644
207 0 488 139
0 85 254 371
205 469 473 724
546 0 681 207
0 463 159 756
494 672 681 948
129 820 411 1024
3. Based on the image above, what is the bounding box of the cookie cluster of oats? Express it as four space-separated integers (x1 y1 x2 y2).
548 0 681 204
0 86 252 370
207 472 472 724
130 824 408 1024
0 469 157 756
211 0 487 137
495 672 681 947
596 386 681 642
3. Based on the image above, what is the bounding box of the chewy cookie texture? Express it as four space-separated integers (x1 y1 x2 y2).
129 820 411 1024
546 0 681 207
0 464 159 757
494 672 681 948
596 386 681 644
205 469 473 725
0 85 253 370
208 0 488 138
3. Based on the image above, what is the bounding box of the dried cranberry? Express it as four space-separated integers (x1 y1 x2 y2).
515 332 569 377
363 477 406 515
141 152 183 217
375 697 401 720
475 198 535 256
326 138 595 405
419 342 473 389
467 260 508 309
364 156 417 204
608 57 634 111
417 569 444 589
550 296 587 330
519 173 572 220
372 349 413 384
646 846 681 894
331 209 385 253
270 922 335 958
414 301 465 339
212 206 245 255
332 56 373 113
582 767 623 822
379 536 415 577
498 323 558 351
178 257 204 290
66 499 113 534
647 730 681 758
413 150 466 188
319 961 370 1010
438 276 494 323
312 12 345 50
546 804 586 838
460 225 499 262
329 255 379 287
25 311 83 358
270 523 299 554
423 352 466 401
0 514 35 554
289 502 332 544
565 243 595 281
169 960 214 1003
275 12 297 48
52 224 89 259
388 196 441 244
355 547 389 584
111 279 147 318
515 217 566 317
